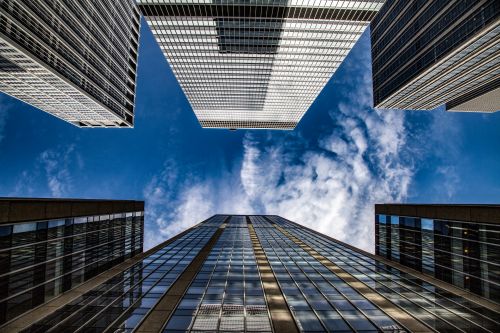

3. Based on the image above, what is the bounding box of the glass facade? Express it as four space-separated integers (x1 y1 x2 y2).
19 215 225 333
252 216 400 332
138 0 384 129
0 199 144 327
376 205 500 303
371 0 500 112
10 214 500 332
164 216 272 332
0 0 140 127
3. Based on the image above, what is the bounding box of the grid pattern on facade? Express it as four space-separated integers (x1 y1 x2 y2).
138 0 384 129
13 214 500 332
251 216 401 332
269 216 500 332
376 213 500 303
0 0 140 127
272 223 430 332
247 221 299 332
163 216 273 332
447 83 500 112
0 211 144 327
371 0 500 112
20 215 226 333
200 120 298 130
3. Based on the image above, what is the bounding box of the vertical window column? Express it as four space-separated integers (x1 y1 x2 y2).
272 223 430 333
135 221 227 333
421 218 435 276
0 224 13 324
390 216 400 262
32 222 48 307
247 221 299 333
62 218 74 292
462 222 481 295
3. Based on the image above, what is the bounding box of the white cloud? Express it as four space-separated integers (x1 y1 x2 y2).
436 165 459 198
144 84 413 254
427 110 462 199
159 184 214 235
39 144 76 197
143 33 415 253
142 160 213 249
238 103 412 253
11 170 36 197
8 144 80 198
143 160 254 250
145 98 413 253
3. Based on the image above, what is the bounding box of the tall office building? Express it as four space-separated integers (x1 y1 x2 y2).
371 0 500 112
4 214 499 332
0 0 140 127
375 204 500 303
138 1 385 130
0 198 144 327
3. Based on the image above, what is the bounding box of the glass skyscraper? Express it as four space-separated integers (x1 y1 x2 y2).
371 0 499 112
375 204 500 303
5 214 499 332
0 0 140 127
0 198 144 328
137 1 385 130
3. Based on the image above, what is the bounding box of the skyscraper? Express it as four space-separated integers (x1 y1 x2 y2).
371 0 500 112
0 198 144 327
5 214 499 332
0 0 140 127
138 1 385 129
375 204 500 303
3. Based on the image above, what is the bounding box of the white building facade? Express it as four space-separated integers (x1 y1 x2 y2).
0 0 140 127
139 0 384 129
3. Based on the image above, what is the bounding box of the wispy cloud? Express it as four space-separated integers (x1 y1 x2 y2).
0 95 10 145
236 52 413 251
39 144 76 197
11 170 36 197
143 160 199 249
428 110 462 199
142 160 254 250
436 165 460 198
143 33 416 253
403 106 463 201
9 144 80 198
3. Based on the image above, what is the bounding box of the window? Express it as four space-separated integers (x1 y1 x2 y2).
390 216 399 225
422 218 434 230
13 222 37 233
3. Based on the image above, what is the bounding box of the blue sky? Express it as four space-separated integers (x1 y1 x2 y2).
1 23 499 252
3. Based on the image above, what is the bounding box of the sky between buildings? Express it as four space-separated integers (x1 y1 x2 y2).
0 22 499 252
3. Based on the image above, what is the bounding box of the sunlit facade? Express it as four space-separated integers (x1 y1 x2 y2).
0 0 140 127
138 1 385 129
371 0 500 112
7 214 500 332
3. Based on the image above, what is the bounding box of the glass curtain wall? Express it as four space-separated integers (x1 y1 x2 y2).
17 214 500 333
0 211 143 325
376 213 500 302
